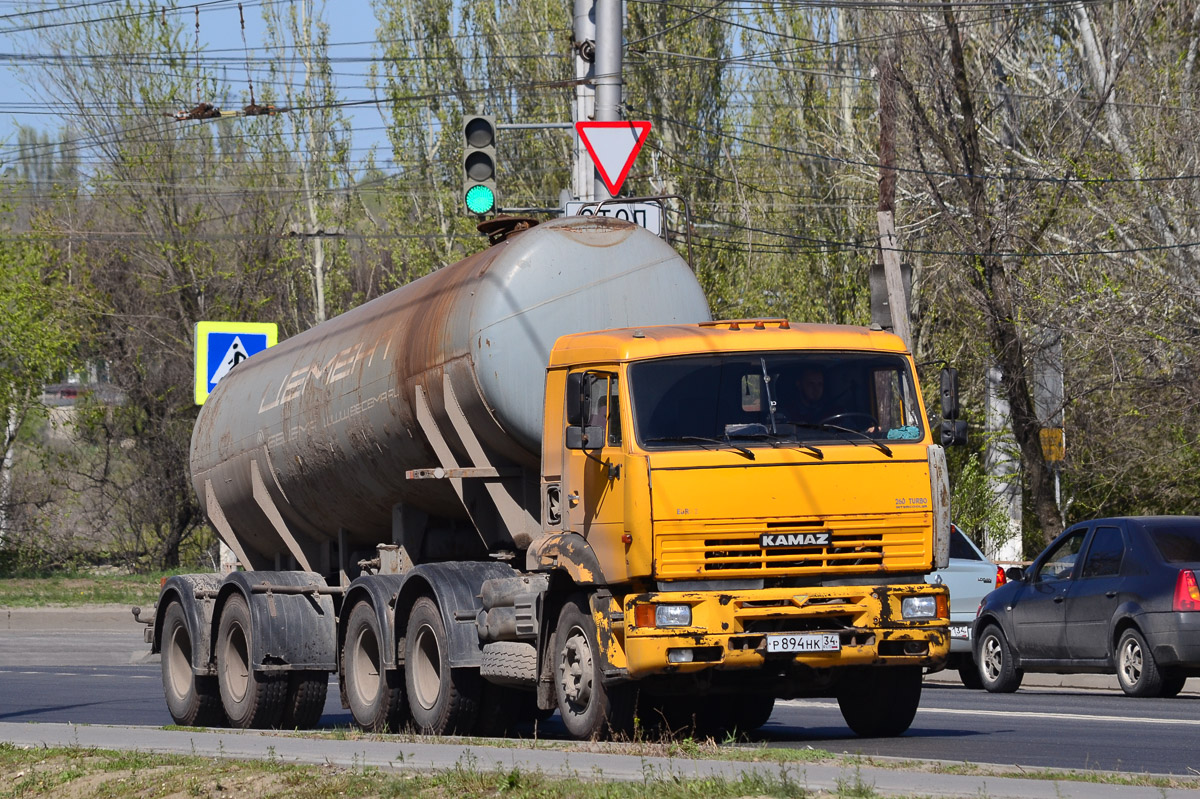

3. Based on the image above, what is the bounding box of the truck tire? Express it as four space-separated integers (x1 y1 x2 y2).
160 601 226 727
343 602 407 732
404 596 479 735
282 671 328 729
957 660 984 690
1160 673 1188 698
217 594 286 729
836 666 922 737
723 694 775 735
553 595 634 740
1117 627 1164 697
977 624 1023 693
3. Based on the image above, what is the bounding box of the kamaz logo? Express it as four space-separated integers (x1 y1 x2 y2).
760 532 830 547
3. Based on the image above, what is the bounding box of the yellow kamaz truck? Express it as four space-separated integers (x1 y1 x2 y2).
145 216 951 740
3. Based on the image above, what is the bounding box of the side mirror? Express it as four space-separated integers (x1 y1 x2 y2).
940 418 968 447
940 367 960 420
1005 566 1026 583
565 372 603 451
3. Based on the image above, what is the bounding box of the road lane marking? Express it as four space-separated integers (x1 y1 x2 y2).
780 698 1200 727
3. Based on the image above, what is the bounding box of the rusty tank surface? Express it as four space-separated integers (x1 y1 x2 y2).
190 216 711 568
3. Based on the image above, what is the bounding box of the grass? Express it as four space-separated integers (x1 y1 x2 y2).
191 725 1200 792
0 570 176 607
0 742 824 799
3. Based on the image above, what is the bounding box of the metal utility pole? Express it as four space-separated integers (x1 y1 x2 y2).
593 0 623 200
876 38 912 351
571 0 597 201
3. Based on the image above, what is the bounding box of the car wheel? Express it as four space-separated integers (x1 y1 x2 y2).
1116 628 1164 697
957 661 984 690
977 624 1023 693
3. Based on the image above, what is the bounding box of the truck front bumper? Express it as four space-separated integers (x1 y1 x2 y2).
619 583 949 678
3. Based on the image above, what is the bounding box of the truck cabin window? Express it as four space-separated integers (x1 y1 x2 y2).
628 352 923 450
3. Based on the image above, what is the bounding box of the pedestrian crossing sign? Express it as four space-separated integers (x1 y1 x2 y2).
194 321 278 405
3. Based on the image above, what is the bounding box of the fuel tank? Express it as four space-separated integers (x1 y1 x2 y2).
190 217 711 563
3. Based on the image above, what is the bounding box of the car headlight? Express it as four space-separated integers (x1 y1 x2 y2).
901 596 938 620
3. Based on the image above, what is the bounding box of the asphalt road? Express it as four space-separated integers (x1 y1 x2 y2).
3 605 1200 794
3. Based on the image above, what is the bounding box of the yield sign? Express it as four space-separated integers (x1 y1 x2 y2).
576 121 652 196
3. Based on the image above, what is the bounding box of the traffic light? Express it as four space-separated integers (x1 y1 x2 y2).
462 114 497 215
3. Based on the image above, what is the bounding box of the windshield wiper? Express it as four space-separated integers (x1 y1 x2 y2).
646 436 755 460
793 424 893 457
759 357 778 434
734 432 824 460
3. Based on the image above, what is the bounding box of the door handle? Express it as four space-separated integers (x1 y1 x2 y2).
567 491 580 508
1105 591 1117 598
1053 595 1064 603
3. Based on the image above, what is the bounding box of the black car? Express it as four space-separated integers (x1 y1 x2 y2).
973 516 1200 697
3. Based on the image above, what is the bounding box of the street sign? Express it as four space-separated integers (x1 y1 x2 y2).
575 121 651 196
194 320 278 405
564 200 663 235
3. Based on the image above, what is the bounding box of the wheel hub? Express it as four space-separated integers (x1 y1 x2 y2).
559 628 593 706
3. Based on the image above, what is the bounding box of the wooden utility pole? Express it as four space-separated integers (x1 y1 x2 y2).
876 38 912 350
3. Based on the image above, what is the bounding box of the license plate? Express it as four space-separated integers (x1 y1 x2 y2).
765 633 841 653
949 624 972 640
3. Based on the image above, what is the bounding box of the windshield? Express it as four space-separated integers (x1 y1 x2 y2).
628 351 924 450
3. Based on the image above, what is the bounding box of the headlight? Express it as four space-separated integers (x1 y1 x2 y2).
655 604 692 627
901 596 938 620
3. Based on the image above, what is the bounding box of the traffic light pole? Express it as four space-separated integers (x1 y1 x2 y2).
593 0 623 200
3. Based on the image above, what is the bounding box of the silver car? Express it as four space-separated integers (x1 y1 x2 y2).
927 525 1006 687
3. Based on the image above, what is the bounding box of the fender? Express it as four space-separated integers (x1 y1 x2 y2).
972 611 1022 667
341 574 406 671
154 573 224 674
215 571 337 672
526 532 607 585
393 561 521 668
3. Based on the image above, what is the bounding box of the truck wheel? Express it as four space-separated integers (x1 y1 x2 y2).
553 596 634 740
724 694 775 735
474 682 532 737
1117 628 1164 697
1160 673 1188 698
957 660 984 690
404 596 479 735
217 594 286 729
282 671 328 729
977 624 1023 693
161 601 226 727
836 666 922 737
344 602 407 732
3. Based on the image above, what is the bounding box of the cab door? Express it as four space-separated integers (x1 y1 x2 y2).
563 371 626 565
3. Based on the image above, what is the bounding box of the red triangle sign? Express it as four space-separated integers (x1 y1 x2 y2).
576 121 652 196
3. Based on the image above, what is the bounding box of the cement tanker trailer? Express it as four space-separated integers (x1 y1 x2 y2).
143 215 953 740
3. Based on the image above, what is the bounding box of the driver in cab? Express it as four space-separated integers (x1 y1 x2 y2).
779 367 835 425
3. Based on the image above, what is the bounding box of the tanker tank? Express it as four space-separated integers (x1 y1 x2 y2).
190 216 711 570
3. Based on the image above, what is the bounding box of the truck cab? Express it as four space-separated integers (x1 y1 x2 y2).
535 319 950 736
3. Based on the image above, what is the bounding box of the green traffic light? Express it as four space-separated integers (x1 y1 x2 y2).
465 184 495 215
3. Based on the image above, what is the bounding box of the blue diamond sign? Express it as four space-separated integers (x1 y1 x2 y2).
194 321 278 405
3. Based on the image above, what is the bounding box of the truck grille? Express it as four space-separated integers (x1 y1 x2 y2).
655 519 929 578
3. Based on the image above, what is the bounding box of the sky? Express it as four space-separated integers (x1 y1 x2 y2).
0 0 390 174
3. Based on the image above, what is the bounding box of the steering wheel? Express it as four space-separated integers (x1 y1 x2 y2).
818 412 880 432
